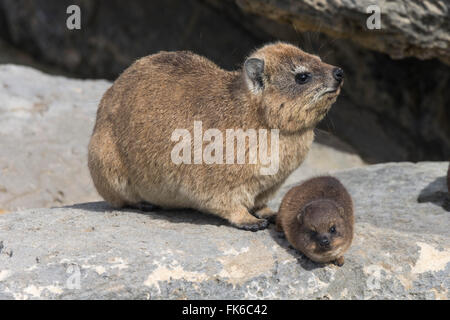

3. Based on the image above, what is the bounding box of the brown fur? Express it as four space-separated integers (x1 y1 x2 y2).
276 176 354 265
88 42 343 230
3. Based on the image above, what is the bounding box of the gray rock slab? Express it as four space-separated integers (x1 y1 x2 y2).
0 162 448 299
0 64 108 212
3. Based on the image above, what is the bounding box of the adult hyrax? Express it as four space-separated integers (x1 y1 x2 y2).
276 176 354 266
88 42 344 231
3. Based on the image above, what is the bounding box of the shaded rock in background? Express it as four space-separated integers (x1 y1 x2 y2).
209 0 450 65
0 0 260 79
320 38 450 163
0 64 364 212
0 38 70 76
0 162 448 299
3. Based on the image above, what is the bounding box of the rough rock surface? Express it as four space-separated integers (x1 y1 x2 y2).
0 65 109 212
212 0 450 65
0 64 364 212
0 162 448 299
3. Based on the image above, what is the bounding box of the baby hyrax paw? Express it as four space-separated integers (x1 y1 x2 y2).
334 256 345 267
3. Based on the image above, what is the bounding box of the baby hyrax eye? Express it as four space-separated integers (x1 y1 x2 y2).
329 225 336 234
295 72 312 84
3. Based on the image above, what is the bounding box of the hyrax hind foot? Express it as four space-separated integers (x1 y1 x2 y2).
228 208 269 231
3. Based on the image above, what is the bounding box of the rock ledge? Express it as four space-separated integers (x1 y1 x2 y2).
0 162 449 299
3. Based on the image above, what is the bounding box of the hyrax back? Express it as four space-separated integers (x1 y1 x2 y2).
88 43 344 231
276 176 354 265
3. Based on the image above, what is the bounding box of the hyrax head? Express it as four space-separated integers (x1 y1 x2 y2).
243 42 343 133
293 199 351 263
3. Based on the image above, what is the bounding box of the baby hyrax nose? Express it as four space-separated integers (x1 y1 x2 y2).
333 67 344 83
319 236 330 248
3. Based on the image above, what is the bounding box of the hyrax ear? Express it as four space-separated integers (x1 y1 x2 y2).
244 58 265 92
337 205 345 218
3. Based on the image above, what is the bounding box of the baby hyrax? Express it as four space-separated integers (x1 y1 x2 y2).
88 42 344 231
276 176 354 266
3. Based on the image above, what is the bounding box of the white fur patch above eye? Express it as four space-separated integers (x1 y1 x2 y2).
293 65 308 74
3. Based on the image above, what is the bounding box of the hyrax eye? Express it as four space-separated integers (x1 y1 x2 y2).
295 72 311 84
329 225 336 234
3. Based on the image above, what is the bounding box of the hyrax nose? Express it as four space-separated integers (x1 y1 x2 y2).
319 236 330 247
332 67 344 83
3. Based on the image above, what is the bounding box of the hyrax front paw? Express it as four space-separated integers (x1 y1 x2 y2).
235 218 269 231
253 206 277 222
229 208 269 231
334 256 345 267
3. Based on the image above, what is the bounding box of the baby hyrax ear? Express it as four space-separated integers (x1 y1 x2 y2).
337 205 345 218
297 202 314 224
244 58 265 93
296 207 306 224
